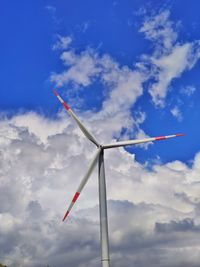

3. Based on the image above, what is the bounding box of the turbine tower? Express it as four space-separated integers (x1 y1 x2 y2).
53 90 183 267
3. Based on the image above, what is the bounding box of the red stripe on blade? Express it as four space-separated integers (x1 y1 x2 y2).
52 89 58 96
155 136 166 141
62 102 70 111
176 133 184 137
72 192 80 203
63 211 69 221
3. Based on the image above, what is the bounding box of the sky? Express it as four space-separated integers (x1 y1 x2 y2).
0 0 200 266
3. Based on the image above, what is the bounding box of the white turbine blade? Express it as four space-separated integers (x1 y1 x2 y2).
102 134 184 149
62 149 100 221
53 89 99 147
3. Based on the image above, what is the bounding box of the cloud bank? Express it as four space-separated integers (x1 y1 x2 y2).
1 114 200 267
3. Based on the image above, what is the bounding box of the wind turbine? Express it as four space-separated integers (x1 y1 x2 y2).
53 89 183 267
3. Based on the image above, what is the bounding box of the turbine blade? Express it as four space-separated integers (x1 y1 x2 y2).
53 89 99 147
102 134 184 149
62 149 100 221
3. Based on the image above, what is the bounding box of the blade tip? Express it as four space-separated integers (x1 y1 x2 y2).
62 211 69 222
52 89 58 96
176 133 184 137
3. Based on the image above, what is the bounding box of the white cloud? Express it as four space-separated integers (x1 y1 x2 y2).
52 35 72 51
51 10 200 111
0 112 200 266
171 106 183 121
51 49 101 87
139 11 200 106
181 85 196 96
139 10 178 53
10 111 69 144
149 43 195 106
60 50 77 65
51 48 148 143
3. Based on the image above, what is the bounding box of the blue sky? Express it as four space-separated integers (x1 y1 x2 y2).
1 1 200 267
1 0 200 164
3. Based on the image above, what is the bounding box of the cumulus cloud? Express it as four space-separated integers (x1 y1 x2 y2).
139 10 178 53
139 11 200 106
51 10 200 112
51 48 147 142
148 43 197 106
51 49 101 87
155 218 200 233
0 112 200 266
